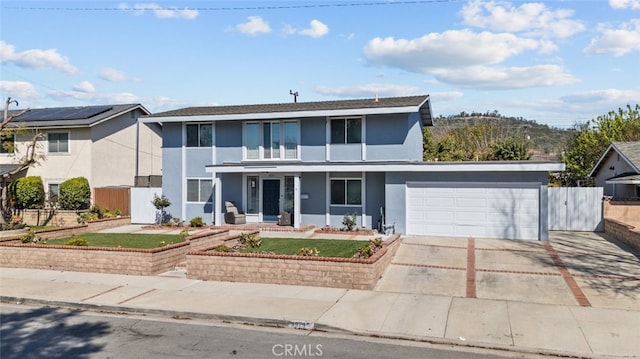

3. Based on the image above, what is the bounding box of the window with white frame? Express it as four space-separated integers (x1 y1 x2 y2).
186 124 212 147
330 179 362 205
244 120 298 160
186 179 213 202
246 176 259 214
48 132 69 153
331 118 361 144
0 133 14 154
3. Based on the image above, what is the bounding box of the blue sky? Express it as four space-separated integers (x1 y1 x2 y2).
1 0 639 128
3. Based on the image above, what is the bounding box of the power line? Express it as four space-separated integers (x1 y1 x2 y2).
2 1 459 12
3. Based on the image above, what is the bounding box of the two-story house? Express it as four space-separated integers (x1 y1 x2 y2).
2 104 162 205
143 95 563 240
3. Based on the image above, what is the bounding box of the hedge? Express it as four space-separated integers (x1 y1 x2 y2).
11 176 45 209
59 177 91 210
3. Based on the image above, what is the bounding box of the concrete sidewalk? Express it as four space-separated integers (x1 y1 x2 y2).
1 267 638 358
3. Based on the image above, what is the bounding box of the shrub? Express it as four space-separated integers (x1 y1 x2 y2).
152 194 171 224
298 247 319 257
114 208 122 216
190 216 204 227
370 238 383 250
11 176 45 209
179 228 190 239
342 212 358 231
215 244 230 252
65 235 88 246
355 244 374 258
21 230 42 244
59 177 91 210
239 232 261 248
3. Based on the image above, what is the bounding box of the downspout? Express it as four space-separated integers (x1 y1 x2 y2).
135 116 140 179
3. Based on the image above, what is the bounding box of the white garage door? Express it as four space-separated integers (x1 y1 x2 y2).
406 182 539 240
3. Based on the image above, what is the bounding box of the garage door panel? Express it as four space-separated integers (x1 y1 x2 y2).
406 182 539 240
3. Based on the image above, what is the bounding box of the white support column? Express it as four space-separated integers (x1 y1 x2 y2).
361 116 366 161
214 173 222 225
325 117 330 161
361 172 367 228
325 172 331 226
294 174 301 228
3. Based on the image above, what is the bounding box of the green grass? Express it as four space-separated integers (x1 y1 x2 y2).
30 225 61 231
45 233 184 249
240 238 369 258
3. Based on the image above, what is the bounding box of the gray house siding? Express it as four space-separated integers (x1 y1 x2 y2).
160 123 183 222
330 144 361 161
366 114 418 161
385 171 549 238
215 122 242 164
300 117 326 162
185 148 211 177
300 172 327 226
594 154 636 197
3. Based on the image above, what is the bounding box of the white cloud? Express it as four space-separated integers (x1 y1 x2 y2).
364 30 541 72
560 89 640 104
0 41 78 74
299 20 329 38
461 0 585 38
313 84 420 98
99 68 128 82
430 91 464 101
609 0 640 10
72 81 95 93
431 65 579 89
236 16 271 35
119 2 198 19
583 19 640 56
0 81 39 99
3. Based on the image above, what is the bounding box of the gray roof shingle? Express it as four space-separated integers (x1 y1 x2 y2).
146 95 432 125
613 141 640 170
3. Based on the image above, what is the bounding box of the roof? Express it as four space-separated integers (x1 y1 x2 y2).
143 95 433 126
7 104 150 129
589 141 640 177
605 172 640 184
0 164 26 178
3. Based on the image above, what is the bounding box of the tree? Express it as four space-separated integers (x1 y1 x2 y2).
152 194 171 224
0 97 44 223
561 104 640 186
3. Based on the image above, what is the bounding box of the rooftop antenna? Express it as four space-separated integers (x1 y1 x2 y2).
289 90 299 103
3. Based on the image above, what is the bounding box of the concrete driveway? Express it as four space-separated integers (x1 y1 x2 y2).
375 231 640 310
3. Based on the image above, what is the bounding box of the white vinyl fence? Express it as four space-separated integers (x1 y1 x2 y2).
130 187 162 224
548 187 603 231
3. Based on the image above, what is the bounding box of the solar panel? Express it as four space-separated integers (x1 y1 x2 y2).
14 106 113 122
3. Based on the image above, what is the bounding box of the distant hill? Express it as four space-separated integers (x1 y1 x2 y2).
432 112 573 161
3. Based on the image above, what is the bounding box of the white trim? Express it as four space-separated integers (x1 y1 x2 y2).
361 172 367 228
207 162 565 174
293 174 301 228
325 172 330 226
590 143 640 177
140 105 420 124
181 123 187 220
214 174 222 225
325 117 330 161
361 116 367 161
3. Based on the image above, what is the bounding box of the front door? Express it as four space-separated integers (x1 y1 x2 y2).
262 179 280 221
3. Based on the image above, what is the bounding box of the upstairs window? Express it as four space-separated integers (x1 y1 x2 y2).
0 133 14 154
244 121 298 160
331 118 361 144
48 133 69 153
186 124 212 147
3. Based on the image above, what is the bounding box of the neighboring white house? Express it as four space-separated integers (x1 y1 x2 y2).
1 104 162 203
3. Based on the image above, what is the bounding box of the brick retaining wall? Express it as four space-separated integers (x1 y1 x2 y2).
604 218 640 252
0 227 228 275
21 209 80 227
186 234 402 290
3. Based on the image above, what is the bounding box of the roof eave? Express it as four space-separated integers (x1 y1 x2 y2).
140 105 424 124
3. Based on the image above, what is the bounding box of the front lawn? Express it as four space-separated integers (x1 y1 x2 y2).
240 238 369 258
45 233 183 249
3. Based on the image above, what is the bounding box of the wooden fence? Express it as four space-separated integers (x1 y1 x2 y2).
93 187 130 216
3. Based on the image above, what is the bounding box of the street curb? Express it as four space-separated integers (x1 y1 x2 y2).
1 296 607 359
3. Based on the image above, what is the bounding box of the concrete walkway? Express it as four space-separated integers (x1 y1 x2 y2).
1 231 639 358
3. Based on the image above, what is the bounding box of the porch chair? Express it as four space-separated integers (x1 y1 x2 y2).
224 201 246 224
